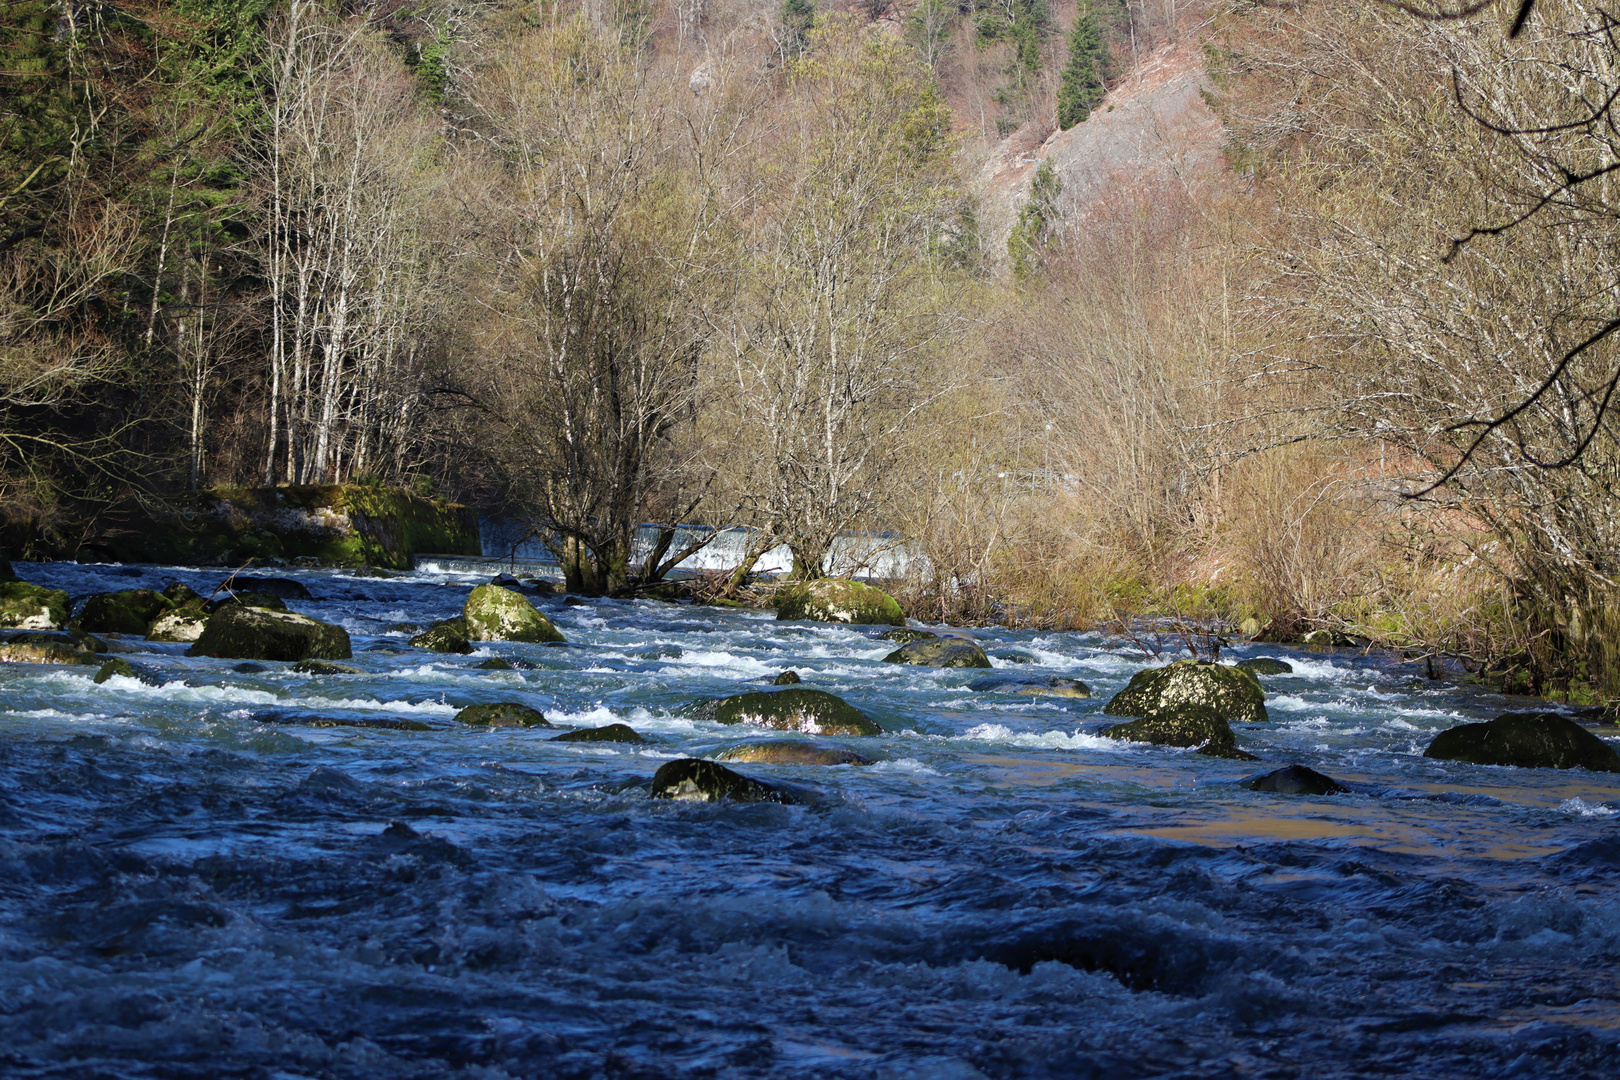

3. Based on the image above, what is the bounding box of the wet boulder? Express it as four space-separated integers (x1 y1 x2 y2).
880 627 938 644
713 688 882 736
205 591 287 613
232 576 314 600
1104 658 1268 724
0 639 99 665
995 650 1036 664
775 578 905 626
454 702 552 728
78 589 174 635
1243 765 1347 794
410 617 473 654
292 659 362 675
147 608 209 643
553 723 643 743
1235 658 1293 677
92 657 162 685
251 710 431 731
475 656 514 670
716 741 873 766
1423 712 1620 772
968 675 1091 698
0 579 70 630
188 605 352 662
464 584 565 644
883 637 992 669
774 670 802 685
650 758 785 803
1302 628 1359 648
1101 705 1258 761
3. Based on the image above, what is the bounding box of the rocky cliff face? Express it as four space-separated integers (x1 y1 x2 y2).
976 39 1226 270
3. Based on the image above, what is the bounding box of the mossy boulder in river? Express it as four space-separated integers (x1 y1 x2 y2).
883 638 992 669
147 609 209 643
553 723 642 743
968 675 1091 698
650 758 785 803
880 627 937 644
775 579 904 626
1243 765 1347 794
79 589 173 635
162 582 206 608
0 579 70 630
774 670 802 685
716 741 874 766
1235 658 1293 677
1100 705 1258 760
713 688 881 736
206 591 287 613
410 617 473 654
454 702 552 728
1105 658 1268 724
463 585 565 644
0 639 99 665
188 605 352 662
1423 712 1620 772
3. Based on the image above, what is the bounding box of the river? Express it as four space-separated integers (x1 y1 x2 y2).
2 560 1617 1078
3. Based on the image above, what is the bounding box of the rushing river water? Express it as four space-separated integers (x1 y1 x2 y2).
2 561 1619 1079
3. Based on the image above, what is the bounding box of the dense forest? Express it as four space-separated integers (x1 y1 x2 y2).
5 0 1620 703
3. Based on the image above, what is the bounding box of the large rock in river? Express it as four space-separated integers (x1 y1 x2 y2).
883 637 992 669
1244 765 1347 794
650 758 785 802
463 584 564 643
411 617 474 654
1105 658 1268 724
716 741 873 766
0 579 69 630
1424 712 1620 772
189 604 352 662
455 702 552 728
969 675 1091 698
79 589 173 635
713 688 882 736
147 608 208 643
1101 705 1257 760
775 578 905 626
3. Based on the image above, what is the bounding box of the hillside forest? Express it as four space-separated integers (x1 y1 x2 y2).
4 0 1620 704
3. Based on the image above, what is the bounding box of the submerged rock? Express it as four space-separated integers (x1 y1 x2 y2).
79 589 173 635
1235 658 1293 677
713 688 881 736
1105 658 1268 724
552 723 643 743
995 650 1036 664
774 670 802 685
232 662 271 674
968 675 1091 698
410 617 473 654
775 579 905 626
0 579 70 630
291 659 362 675
475 656 514 670
252 710 431 731
1100 705 1258 760
1243 764 1347 794
1424 712 1620 772
649 758 784 802
189 605 352 662
880 627 938 644
454 702 552 728
716 741 874 766
883 638 992 669
464 584 565 643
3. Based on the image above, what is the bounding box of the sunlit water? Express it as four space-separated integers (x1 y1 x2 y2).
2 562 1618 1079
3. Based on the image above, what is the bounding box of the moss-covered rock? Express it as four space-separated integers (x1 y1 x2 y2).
775 579 905 626
712 688 881 736
291 660 362 675
454 702 552 728
93 657 137 683
79 589 174 635
0 580 69 630
1100 705 1258 760
1302 628 1358 648
1235 658 1293 676
188 605 352 662
475 656 514 670
995 650 1036 664
880 627 937 644
147 609 209 643
1104 658 1268 724
883 638 992 669
649 758 784 802
1243 765 1347 794
773 670 802 685
251 710 432 731
0 640 100 665
410 617 473 654
162 582 206 607
968 675 1091 698
463 585 565 644
716 741 874 766
552 723 643 743
1423 712 1620 772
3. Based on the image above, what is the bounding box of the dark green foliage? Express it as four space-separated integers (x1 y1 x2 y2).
782 0 816 59
1007 159 1061 280
1057 5 1109 129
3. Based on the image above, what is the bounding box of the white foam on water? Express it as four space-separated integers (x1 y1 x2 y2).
1560 797 1620 818
956 723 1127 751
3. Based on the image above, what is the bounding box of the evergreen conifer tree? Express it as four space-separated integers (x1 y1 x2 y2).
1056 5 1108 130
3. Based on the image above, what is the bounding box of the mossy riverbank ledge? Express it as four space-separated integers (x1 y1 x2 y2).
774 578 905 626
